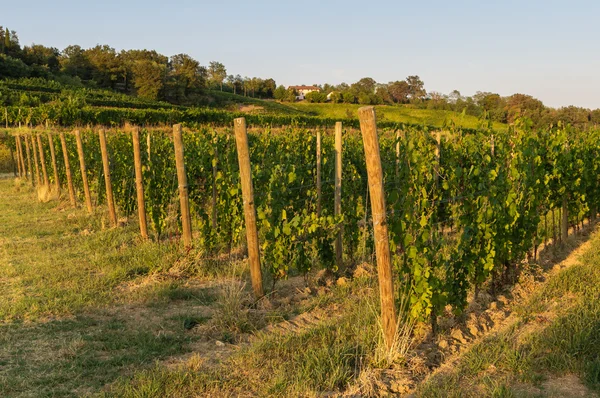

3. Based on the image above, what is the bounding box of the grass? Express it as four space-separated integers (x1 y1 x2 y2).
287 102 509 131
103 279 385 397
417 226 600 397
0 178 228 397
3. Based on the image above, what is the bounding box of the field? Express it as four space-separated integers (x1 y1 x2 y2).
287 102 509 131
0 113 599 397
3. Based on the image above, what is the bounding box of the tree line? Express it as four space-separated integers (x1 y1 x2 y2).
0 26 278 104
1 25 599 129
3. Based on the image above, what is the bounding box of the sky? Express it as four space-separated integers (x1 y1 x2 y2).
4 0 600 108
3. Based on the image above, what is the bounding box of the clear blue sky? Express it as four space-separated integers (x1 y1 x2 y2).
5 0 600 108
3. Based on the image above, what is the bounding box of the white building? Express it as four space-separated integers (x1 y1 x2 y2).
288 85 321 100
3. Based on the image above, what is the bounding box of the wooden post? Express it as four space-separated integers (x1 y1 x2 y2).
132 127 149 239
60 132 77 207
4 107 8 128
395 130 401 180
212 135 218 230
172 124 192 247
561 197 568 242
316 130 322 217
490 134 495 157
234 117 264 299
334 122 343 271
75 130 93 213
99 129 117 227
358 106 397 350
31 135 42 187
24 134 33 185
37 134 50 187
31 135 41 187
48 133 60 196
9 143 17 177
15 135 23 177
16 135 24 178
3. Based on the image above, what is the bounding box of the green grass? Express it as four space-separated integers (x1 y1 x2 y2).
287 102 508 131
417 227 600 397
103 279 384 397
0 178 226 397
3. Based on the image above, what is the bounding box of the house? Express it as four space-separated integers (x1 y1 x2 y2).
288 85 321 100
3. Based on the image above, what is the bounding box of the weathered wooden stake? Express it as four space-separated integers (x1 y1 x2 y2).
31 135 41 187
316 130 322 217
24 135 33 185
10 142 17 177
212 135 218 230
15 135 23 177
358 106 397 351
16 135 24 178
48 133 60 196
234 117 264 299
132 127 149 239
37 134 50 187
99 129 117 226
561 197 568 242
334 122 343 271
75 130 93 213
173 124 193 247
395 130 401 179
60 132 77 207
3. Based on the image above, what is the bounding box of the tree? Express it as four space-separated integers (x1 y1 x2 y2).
132 60 165 100
388 80 410 103
208 61 227 91
274 85 287 101
351 77 377 94
260 78 276 98
60 45 93 80
169 53 205 99
305 91 327 103
406 75 426 102
505 94 545 125
83 45 122 89
3 28 9 54
22 44 60 72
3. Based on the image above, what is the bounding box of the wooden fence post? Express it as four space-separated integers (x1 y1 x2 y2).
99 129 117 226
37 134 50 187
172 124 192 247
60 132 77 207
434 131 441 188
395 130 401 179
561 196 568 242
9 137 17 177
132 127 149 239
16 135 25 178
334 122 343 271
15 135 22 177
316 130 322 217
212 134 218 230
234 117 264 299
75 130 93 213
24 134 33 185
48 133 60 196
358 106 397 350
31 135 41 187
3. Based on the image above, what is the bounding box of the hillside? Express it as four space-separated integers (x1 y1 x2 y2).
287 102 508 131
0 78 506 131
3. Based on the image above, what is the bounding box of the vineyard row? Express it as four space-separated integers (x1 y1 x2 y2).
4 108 600 345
